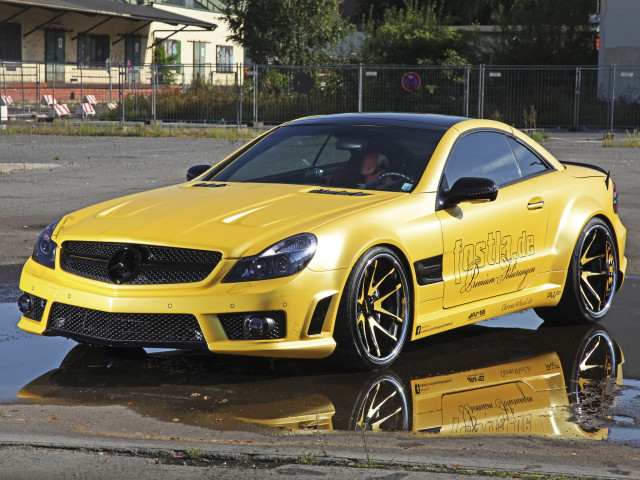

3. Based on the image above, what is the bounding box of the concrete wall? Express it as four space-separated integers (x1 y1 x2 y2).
598 0 640 101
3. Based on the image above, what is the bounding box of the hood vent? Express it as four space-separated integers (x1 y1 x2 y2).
308 188 371 197
192 183 228 188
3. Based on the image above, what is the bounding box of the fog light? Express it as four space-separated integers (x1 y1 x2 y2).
243 316 276 337
18 294 32 314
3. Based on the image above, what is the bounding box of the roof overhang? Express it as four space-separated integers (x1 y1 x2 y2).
0 0 218 30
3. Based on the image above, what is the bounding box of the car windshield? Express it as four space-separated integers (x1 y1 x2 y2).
208 124 445 192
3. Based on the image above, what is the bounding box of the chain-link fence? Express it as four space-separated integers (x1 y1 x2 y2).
1 61 639 130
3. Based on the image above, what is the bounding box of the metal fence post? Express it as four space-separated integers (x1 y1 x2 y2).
573 66 581 130
609 64 616 132
235 66 240 127
1 60 5 98
252 65 258 124
52 61 56 105
152 63 157 122
478 64 485 119
20 62 25 115
358 63 363 113
120 62 125 125
463 66 470 117
36 64 41 116
239 64 243 127
80 64 85 121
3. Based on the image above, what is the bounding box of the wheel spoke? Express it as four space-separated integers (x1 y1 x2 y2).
369 406 403 431
374 304 404 324
580 233 598 266
366 260 379 298
376 282 402 304
580 279 600 311
357 312 372 354
369 266 396 297
367 317 381 356
368 316 398 342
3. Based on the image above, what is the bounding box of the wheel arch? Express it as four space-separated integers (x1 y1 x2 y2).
547 194 615 273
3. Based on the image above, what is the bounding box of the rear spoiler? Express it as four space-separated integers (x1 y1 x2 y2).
562 161 611 190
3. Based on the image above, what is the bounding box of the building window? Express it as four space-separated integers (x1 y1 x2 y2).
159 39 181 63
77 34 110 65
216 45 233 73
0 23 22 61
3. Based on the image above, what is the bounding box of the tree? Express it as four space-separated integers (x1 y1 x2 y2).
224 0 353 65
153 46 179 85
491 0 598 65
352 0 515 26
361 1 473 65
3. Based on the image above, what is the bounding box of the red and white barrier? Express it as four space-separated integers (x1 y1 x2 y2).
41 95 57 105
107 103 118 110
76 103 96 115
83 95 97 104
52 104 71 116
0 95 13 106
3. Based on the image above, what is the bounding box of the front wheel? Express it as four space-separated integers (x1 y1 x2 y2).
535 218 618 324
333 247 412 371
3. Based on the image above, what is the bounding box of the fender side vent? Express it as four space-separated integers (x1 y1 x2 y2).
308 295 334 335
308 189 371 197
414 255 443 286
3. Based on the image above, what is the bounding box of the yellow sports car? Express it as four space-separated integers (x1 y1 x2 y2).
17 113 626 370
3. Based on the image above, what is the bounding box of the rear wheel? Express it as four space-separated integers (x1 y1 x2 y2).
333 247 412 371
535 218 618 324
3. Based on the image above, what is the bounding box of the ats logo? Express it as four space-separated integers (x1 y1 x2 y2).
466 374 485 383
468 309 486 321
547 290 562 299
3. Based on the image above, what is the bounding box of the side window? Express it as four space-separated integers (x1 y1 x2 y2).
443 132 521 188
508 137 550 177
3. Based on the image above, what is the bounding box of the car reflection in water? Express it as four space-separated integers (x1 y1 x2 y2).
17 322 622 439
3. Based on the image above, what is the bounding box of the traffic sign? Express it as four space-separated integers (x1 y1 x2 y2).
401 72 421 92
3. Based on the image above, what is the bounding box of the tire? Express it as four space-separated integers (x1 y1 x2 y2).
333 246 412 371
535 218 618 324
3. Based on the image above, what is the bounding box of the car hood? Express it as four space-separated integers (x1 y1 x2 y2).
54 182 401 258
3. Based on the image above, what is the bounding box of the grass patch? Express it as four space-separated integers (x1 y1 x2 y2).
0 121 259 141
528 130 550 143
602 130 640 147
619 129 640 147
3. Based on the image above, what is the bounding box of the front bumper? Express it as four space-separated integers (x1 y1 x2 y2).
18 257 346 359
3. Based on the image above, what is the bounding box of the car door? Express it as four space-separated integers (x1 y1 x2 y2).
436 131 550 309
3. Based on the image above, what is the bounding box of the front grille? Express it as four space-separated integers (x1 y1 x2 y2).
61 241 222 285
45 302 207 348
219 311 286 340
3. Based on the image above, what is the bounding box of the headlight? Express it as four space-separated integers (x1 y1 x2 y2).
223 233 317 283
32 218 61 269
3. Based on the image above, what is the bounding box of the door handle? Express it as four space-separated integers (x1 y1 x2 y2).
527 199 545 210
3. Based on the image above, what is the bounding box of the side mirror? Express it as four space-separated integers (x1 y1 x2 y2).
186 164 211 181
440 177 498 209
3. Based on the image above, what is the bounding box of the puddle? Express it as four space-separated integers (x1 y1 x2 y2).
2 296 639 443
0 302 75 401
